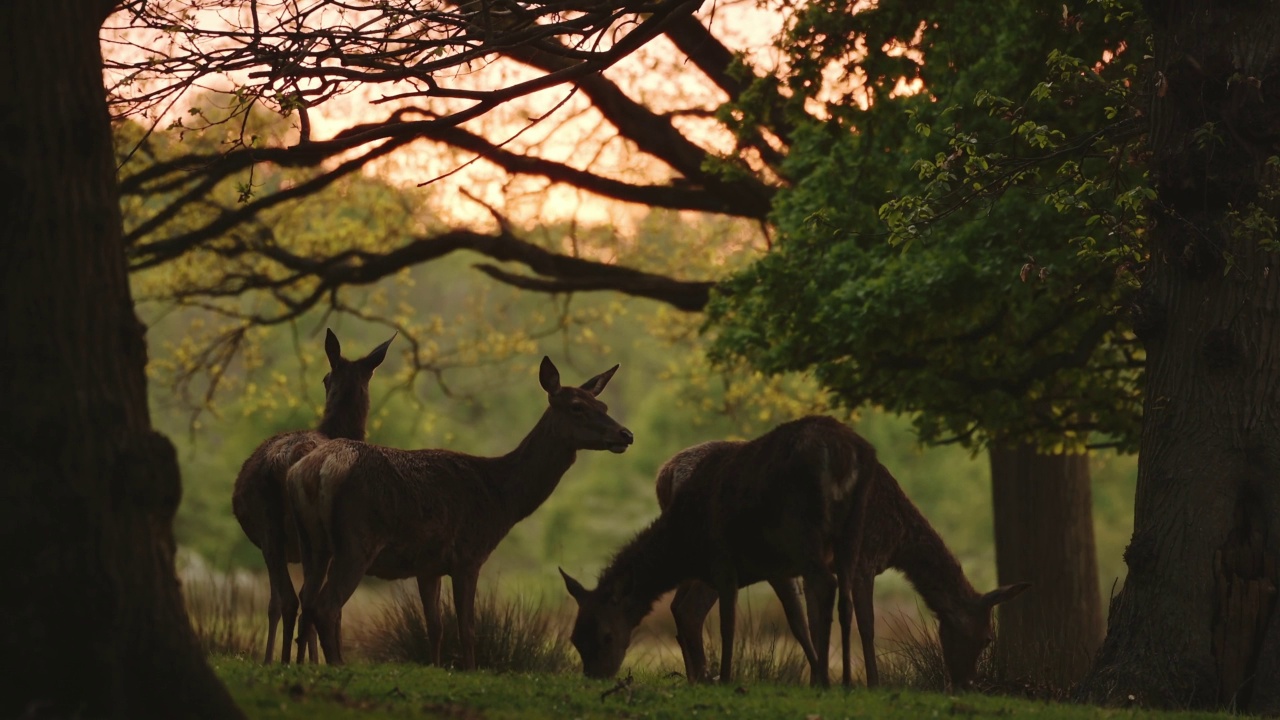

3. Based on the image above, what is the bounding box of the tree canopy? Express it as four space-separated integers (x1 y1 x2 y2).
707 0 1147 451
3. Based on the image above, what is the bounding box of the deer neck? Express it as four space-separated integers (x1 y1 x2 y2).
317 402 367 441
598 510 702 626
494 410 579 521
886 481 981 623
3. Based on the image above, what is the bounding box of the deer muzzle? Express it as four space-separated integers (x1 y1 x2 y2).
608 427 635 454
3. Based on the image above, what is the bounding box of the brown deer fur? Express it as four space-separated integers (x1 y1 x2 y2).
230 328 393 664
288 356 633 666
661 440 1032 689
561 416 872 686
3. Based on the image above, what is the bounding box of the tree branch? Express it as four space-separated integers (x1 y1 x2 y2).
473 263 712 312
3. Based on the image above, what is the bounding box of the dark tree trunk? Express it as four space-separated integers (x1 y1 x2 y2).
989 445 1104 688
1078 2 1280 712
0 2 242 717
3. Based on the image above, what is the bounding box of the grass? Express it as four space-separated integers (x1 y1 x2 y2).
212 656 1241 720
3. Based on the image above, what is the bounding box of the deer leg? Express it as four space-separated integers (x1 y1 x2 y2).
715 584 738 685
803 571 835 688
853 573 878 687
262 534 281 664
417 574 444 666
769 577 820 676
292 514 323 665
452 568 481 671
671 581 718 683
314 536 380 665
278 583 299 665
264 592 281 665
262 530 299 665
838 575 855 687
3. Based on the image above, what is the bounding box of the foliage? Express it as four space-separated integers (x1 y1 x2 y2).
357 585 574 674
708 0 1149 452
212 656 1240 719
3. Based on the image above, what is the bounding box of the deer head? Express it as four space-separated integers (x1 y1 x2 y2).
318 328 395 439
938 582 1032 688
538 356 633 453
560 568 634 679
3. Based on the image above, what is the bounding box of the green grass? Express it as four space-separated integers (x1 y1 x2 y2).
213 657 1237 720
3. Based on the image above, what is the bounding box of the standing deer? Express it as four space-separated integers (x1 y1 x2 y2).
659 440 1032 689
561 416 872 687
288 356 633 666
231 328 394 664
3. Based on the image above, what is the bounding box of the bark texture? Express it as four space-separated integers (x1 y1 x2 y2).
989 445 1104 688
0 1 243 717
1078 1 1280 711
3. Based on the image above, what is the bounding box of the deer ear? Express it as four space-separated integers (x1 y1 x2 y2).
360 333 396 372
580 364 619 397
324 328 342 367
559 567 588 603
981 582 1032 608
539 356 561 394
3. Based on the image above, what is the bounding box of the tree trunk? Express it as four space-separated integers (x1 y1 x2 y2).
0 2 242 717
1077 2 1280 712
989 444 1104 688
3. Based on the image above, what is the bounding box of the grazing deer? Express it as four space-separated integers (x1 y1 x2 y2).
660 440 1032 689
288 356 633 666
231 328 394 664
561 416 872 687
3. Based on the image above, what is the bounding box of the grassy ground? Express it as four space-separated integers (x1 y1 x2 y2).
214 657 1237 720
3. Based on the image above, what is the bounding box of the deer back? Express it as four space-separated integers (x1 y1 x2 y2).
703 416 872 581
287 440 499 573
654 440 744 512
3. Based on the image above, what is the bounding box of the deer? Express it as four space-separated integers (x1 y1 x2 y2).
657 439 1032 689
287 355 634 666
560 416 873 687
230 328 394 664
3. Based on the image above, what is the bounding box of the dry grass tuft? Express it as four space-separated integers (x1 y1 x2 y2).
356 583 575 673
703 609 811 685
876 606 1074 701
182 561 267 658
876 607 951 691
